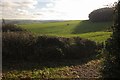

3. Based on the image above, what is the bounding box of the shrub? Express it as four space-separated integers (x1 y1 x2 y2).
2 32 36 62
34 36 65 60
64 37 97 59
2 24 26 32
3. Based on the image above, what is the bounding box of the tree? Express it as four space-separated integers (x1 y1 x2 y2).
89 8 114 22
102 1 120 78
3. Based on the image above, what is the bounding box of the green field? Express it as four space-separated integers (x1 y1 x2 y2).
20 20 112 42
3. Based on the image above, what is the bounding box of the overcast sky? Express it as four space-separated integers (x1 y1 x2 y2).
0 0 118 20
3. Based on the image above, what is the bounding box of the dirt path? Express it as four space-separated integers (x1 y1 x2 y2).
2 59 102 79
70 60 100 78
60 59 102 78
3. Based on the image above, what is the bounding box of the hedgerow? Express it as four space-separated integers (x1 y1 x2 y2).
3 32 98 62
2 24 26 32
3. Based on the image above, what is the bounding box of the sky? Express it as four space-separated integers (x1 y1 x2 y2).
0 0 118 20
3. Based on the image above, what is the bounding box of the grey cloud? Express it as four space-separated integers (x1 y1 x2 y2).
1 0 38 19
33 13 43 15
1 0 38 9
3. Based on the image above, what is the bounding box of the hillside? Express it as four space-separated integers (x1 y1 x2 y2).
20 20 112 43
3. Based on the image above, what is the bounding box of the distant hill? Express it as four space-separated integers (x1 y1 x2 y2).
1 19 65 24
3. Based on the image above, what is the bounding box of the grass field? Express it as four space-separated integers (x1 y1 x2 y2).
20 20 112 43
